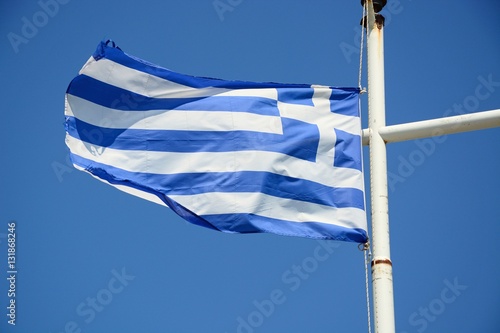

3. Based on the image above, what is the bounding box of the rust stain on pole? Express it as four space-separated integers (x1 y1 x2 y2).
375 14 385 58
371 258 393 267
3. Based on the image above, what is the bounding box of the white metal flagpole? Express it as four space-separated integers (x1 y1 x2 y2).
363 0 396 332
360 1 500 332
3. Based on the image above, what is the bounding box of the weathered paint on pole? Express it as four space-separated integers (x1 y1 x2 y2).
365 0 396 332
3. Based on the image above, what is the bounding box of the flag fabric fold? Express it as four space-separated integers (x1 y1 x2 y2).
65 40 367 243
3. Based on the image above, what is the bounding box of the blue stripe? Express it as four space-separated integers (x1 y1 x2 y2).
201 214 368 242
67 75 280 116
65 116 320 162
334 129 362 171
69 153 364 210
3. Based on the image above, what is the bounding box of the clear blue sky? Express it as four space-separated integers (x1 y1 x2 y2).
1 1 499 332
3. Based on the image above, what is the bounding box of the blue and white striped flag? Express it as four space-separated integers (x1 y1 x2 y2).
65 40 367 243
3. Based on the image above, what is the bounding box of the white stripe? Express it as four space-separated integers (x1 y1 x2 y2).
66 94 283 134
169 192 366 229
81 58 280 100
66 135 363 190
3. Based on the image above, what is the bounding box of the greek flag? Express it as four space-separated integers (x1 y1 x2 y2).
65 40 367 243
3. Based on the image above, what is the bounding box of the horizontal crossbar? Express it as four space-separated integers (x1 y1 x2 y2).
362 109 500 145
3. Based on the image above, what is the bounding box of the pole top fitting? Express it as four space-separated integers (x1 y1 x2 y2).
360 0 387 13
